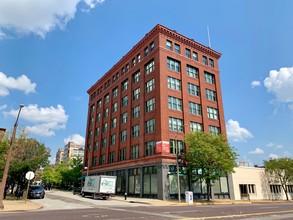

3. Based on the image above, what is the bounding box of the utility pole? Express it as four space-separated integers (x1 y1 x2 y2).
175 124 186 203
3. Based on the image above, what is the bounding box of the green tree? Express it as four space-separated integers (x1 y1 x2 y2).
184 132 238 201
264 158 293 200
0 131 50 190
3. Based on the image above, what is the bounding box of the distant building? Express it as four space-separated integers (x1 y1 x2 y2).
228 166 293 200
85 24 226 200
63 142 84 162
55 148 64 164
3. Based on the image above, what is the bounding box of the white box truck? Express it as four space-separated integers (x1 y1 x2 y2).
82 175 117 199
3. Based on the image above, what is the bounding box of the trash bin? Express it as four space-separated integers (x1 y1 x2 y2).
185 191 193 204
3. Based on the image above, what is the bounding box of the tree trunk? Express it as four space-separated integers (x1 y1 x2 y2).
206 180 211 201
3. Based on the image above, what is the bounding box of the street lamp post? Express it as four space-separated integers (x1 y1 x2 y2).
175 124 186 203
0 104 24 210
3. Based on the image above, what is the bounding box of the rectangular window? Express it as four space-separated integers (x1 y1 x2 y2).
168 96 182 111
174 43 180 53
111 118 117 129
145 141 155 156
166 40 172 50
186 65 198 78
97 99 102 108
103 108 109 118
188 83 200 96
209 126 220 134
270 185 281 193
132 88 140 101
131 144 139 159
110 134 116 145
150 41 154 52
94 141 99 151
112 87 118 98
145 98 155 112
202 56 208 65
192 51 198 61
167 57 181 72
132 70 140 84
112 102 118 113
287 185 293 193
126 64 129 72
207 107 218 119
209 58 214 68
102 123 108 133
132 58 136 67
104 93 109 104
109 152 115 164
119 148 126 161
168 117 183 131
168 76 181 91
100 154 105 165
95 127 100 136
144 47 148 57
132 124 140 138
145 59 155 74
132 106 140 119
121 95 128 107
102 138 107 149
121 112 127 124
190 122 203 132
185 48 191 58
122 79 129 91
204 72 215 84
146 78 155 93
90 104 95 113
170 139 184 155
206 89 217 101
145 118 155 133
120 130 127 142
189 102 202 115
122 67 125 75
137 54 141 63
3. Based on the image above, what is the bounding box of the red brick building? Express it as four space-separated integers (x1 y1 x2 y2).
85 24 228 200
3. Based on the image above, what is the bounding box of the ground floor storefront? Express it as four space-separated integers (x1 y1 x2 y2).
88 162 230 200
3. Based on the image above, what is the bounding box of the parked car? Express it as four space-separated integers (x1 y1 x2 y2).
73 186 82 195
28 185 45 199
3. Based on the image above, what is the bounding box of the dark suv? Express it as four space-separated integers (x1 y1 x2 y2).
28 185 45 199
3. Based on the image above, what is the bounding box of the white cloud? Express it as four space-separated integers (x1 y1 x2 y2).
249 147 264 154
264 67 293 103
3 104 68 137
0 0 105 39
0 104 7 110
269 153 279 159
284 151 291 157
64 134 85 146
0 72 36 96
226 119 253 142
267 142 274 148
251 80 261 88
266 142 284 149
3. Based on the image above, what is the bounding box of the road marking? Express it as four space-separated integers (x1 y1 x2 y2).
178 209 293 219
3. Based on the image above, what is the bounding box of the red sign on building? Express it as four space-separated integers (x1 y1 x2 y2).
156 141 170 154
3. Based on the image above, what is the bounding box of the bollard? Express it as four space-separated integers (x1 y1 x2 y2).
124 192 127 200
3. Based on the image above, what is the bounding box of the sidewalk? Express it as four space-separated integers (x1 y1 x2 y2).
0 199 43 212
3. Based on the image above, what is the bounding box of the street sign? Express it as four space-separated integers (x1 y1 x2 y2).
25 171 35 180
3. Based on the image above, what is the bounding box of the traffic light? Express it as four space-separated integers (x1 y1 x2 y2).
177 154 182 165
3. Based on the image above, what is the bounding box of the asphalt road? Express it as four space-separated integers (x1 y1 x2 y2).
1 190 293 219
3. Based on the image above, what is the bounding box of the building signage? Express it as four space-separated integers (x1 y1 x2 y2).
156 141 170 153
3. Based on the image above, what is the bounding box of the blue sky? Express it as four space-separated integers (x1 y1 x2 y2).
1 0 293 165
